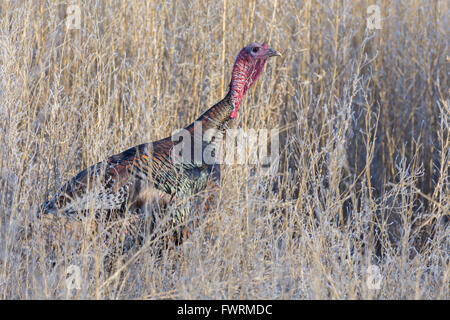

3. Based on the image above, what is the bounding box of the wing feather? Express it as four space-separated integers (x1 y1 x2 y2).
40 144 150 217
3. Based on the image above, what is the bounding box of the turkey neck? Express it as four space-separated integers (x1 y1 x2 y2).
192 90 234 133
174 91 235 166
182 90 236 147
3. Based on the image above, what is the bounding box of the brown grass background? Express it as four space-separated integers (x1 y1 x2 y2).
0 0 448 299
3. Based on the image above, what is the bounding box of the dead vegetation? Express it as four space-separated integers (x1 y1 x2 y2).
0 0 448 299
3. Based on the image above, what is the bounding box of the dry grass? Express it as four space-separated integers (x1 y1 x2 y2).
0 0 448 299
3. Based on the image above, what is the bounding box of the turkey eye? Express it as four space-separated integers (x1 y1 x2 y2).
252 47 260 53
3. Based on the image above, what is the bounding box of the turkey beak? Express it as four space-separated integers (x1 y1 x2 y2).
266 47 281 58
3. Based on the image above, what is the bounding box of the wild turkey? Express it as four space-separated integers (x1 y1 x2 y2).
39 42 280 247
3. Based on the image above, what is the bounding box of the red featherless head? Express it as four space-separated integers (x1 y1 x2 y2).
229 42 281 119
